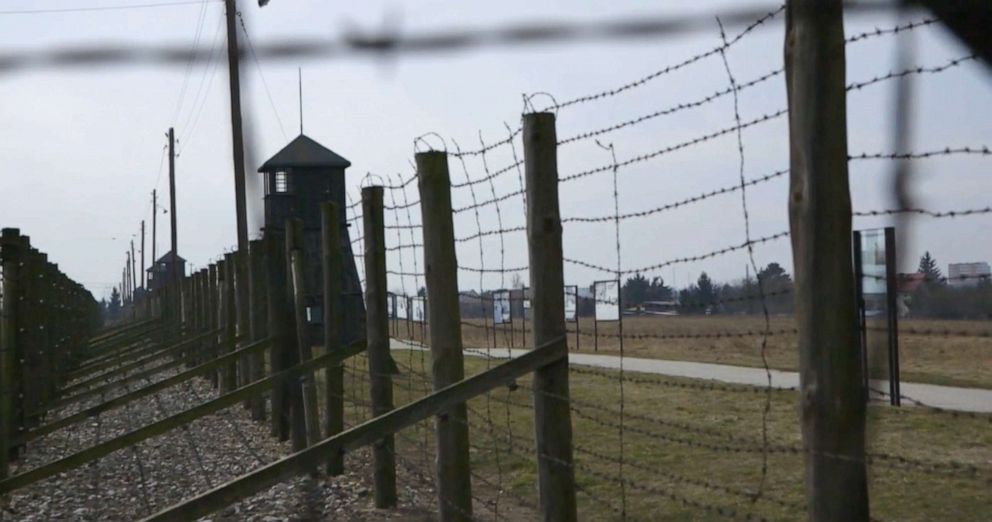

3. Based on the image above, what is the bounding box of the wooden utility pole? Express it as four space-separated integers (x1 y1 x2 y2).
223 0 253 422
784 1 869 520
152 190 157 268
130 239 137 296
168 128 179 319
223 0 249 253
362 186 398 508
141 221 146 289
321 202 344 476
416 151 473 522
523 112 578 522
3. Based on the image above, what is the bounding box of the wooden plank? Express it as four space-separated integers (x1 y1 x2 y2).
141 336 566 522
49 337 231 412
417 150 473 521
362 185 397 507
24 338 272 442
60 330 220 397
523 111 578 522
784 2 869 520
0 341 364 495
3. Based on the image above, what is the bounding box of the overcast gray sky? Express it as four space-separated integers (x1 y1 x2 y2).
1 0 989 300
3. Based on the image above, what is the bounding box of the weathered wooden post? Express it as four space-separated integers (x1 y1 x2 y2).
523 112 578 522
265 231 289 440
417 150 473 521
362 186 398 507
221 255 238 393
236 250 252 409
248 239 267 421
283 220 308 451
0 229 20 480
287 219 323 448
785 2 869 520
208 264 220 389
321 201 345 475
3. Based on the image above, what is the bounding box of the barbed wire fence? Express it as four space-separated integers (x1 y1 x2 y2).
347 4 991 521
1 2 990 522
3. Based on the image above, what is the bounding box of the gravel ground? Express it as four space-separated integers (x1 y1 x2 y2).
1 337 536 521
0 345 446 522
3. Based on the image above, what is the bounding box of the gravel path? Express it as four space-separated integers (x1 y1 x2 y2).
0 346 453 522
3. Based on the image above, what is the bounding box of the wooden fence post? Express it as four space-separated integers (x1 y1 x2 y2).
208 264 220 389
523 112 578 522
248 239 267 421
287 219 323 449
0 229 21 480
221 255 238 393
280 221 308 451
265 232 289 440
321 202 345 476
784 2 869 520
416 150 473 521
362 186 398 508
236 250 252 410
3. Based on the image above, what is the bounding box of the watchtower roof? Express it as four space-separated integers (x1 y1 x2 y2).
258 134 351 172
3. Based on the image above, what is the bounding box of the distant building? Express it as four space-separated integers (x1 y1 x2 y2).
948 262 991 287
146 251 186 291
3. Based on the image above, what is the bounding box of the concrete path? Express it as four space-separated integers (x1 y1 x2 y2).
391 339 992 414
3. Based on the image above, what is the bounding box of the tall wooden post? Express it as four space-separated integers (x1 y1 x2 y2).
152 190 157 274
131 239 137 299
221 254 238 393
362 186 398 508
265 231 289 440
282 220 308 451
523 112 578 522
417 151 473 521
784 2 869 520
0 229 20 480
248 239 267 421
168 127 180 321
141 220 146 289
287 219 323 449
208 264 220 389
321 202 345 475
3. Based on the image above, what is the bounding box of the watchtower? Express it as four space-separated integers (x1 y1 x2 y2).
258 134 365 344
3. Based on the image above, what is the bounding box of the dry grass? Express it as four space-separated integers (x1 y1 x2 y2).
333 351 992 521
389 315 992 389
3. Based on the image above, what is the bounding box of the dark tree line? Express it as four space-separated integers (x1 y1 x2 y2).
621 262 795 315
908 252 991 319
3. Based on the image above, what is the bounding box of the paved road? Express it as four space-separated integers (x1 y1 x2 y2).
391 339 992 413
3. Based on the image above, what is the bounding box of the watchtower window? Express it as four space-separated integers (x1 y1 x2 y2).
274 171 289 193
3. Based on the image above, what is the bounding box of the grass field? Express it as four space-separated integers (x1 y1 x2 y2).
389 315 992 389
333 350 992 521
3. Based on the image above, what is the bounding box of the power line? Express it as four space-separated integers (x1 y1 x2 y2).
0 0 221 16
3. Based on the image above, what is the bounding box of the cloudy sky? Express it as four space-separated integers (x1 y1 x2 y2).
1 0 989 300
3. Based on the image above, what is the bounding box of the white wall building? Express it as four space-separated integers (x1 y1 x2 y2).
948 262 991 287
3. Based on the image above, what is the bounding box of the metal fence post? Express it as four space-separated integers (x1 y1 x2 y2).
248 239 268 421
417 150 473 521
